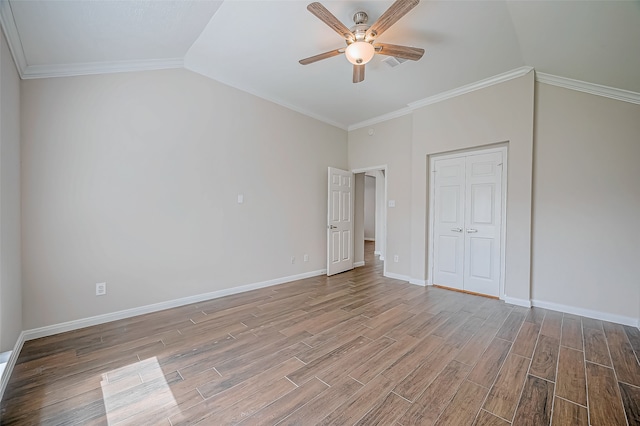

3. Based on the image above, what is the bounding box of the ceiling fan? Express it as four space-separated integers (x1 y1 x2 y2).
299 0 424 83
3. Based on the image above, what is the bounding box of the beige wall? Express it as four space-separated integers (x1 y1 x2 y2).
12 62 640 333
349 115 413 278
411 72 535 301
21 69 347 329
532 83 640 321
0 29 22 352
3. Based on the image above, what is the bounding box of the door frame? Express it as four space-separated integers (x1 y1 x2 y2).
427 146 508 299
352 165 388 277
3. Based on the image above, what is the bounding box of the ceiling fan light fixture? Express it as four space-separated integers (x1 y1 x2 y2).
345 41 375 65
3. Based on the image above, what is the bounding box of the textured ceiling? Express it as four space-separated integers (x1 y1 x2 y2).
2 0 639 129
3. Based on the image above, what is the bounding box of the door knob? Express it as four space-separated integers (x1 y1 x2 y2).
328 225 337 229
451 228 463 232
467 229 478 233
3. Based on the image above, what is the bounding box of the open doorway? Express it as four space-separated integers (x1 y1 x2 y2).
353 166 387 274
364 174 376 244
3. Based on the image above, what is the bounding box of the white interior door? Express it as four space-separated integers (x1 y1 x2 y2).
432 150 504 297
433 157 466 290
327 167 354 276
463 152 503 296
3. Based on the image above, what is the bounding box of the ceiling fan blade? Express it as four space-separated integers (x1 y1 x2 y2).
374 43 424 61
366 0 420 40
299 48 344 65
307 2 354 41
353 64 365 83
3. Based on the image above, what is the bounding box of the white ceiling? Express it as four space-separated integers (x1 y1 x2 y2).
2 0 639 129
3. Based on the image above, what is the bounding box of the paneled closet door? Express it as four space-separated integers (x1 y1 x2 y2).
432 151 503 297
463 152 503 297
432 157 466 290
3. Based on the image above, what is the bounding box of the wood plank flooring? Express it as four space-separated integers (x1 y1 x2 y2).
2 242 639 425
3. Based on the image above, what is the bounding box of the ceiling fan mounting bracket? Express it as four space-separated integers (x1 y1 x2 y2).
353 11 369 25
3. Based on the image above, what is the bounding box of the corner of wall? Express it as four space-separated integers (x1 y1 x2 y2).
0 17 23 354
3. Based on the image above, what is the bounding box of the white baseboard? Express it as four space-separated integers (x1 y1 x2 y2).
532 299 638 327
409 278 427 286
0 332 26 402
354 261 365 268
503 296 532 308
23 269 327 342
384 272 412 282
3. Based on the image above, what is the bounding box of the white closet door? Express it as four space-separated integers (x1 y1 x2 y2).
432 150 503 298
463 152 503 297
432 157 466 290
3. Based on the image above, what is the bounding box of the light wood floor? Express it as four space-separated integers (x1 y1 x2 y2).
2 242 639 425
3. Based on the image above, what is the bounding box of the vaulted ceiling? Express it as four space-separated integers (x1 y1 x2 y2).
2 0 639 129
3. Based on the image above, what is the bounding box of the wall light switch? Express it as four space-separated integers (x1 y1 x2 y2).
237 194 244 204
388 200 396 207
96 282 106 296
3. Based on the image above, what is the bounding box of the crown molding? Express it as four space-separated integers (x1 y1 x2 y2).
0 0 27 75
20 58 185 79
220 82 348 131
348 67 640 131
226 86 348 131
348 66 534 131
408 66 534 110
1 0 185 80
185 64 348 130
535 72 640 105
348 107 413 131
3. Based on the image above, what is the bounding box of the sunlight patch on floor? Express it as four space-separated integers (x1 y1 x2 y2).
101 357 177 424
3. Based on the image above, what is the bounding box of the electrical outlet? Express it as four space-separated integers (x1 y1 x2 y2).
303 254 309 262
96 282 106 296
291 256 295 264
394 255 399 263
